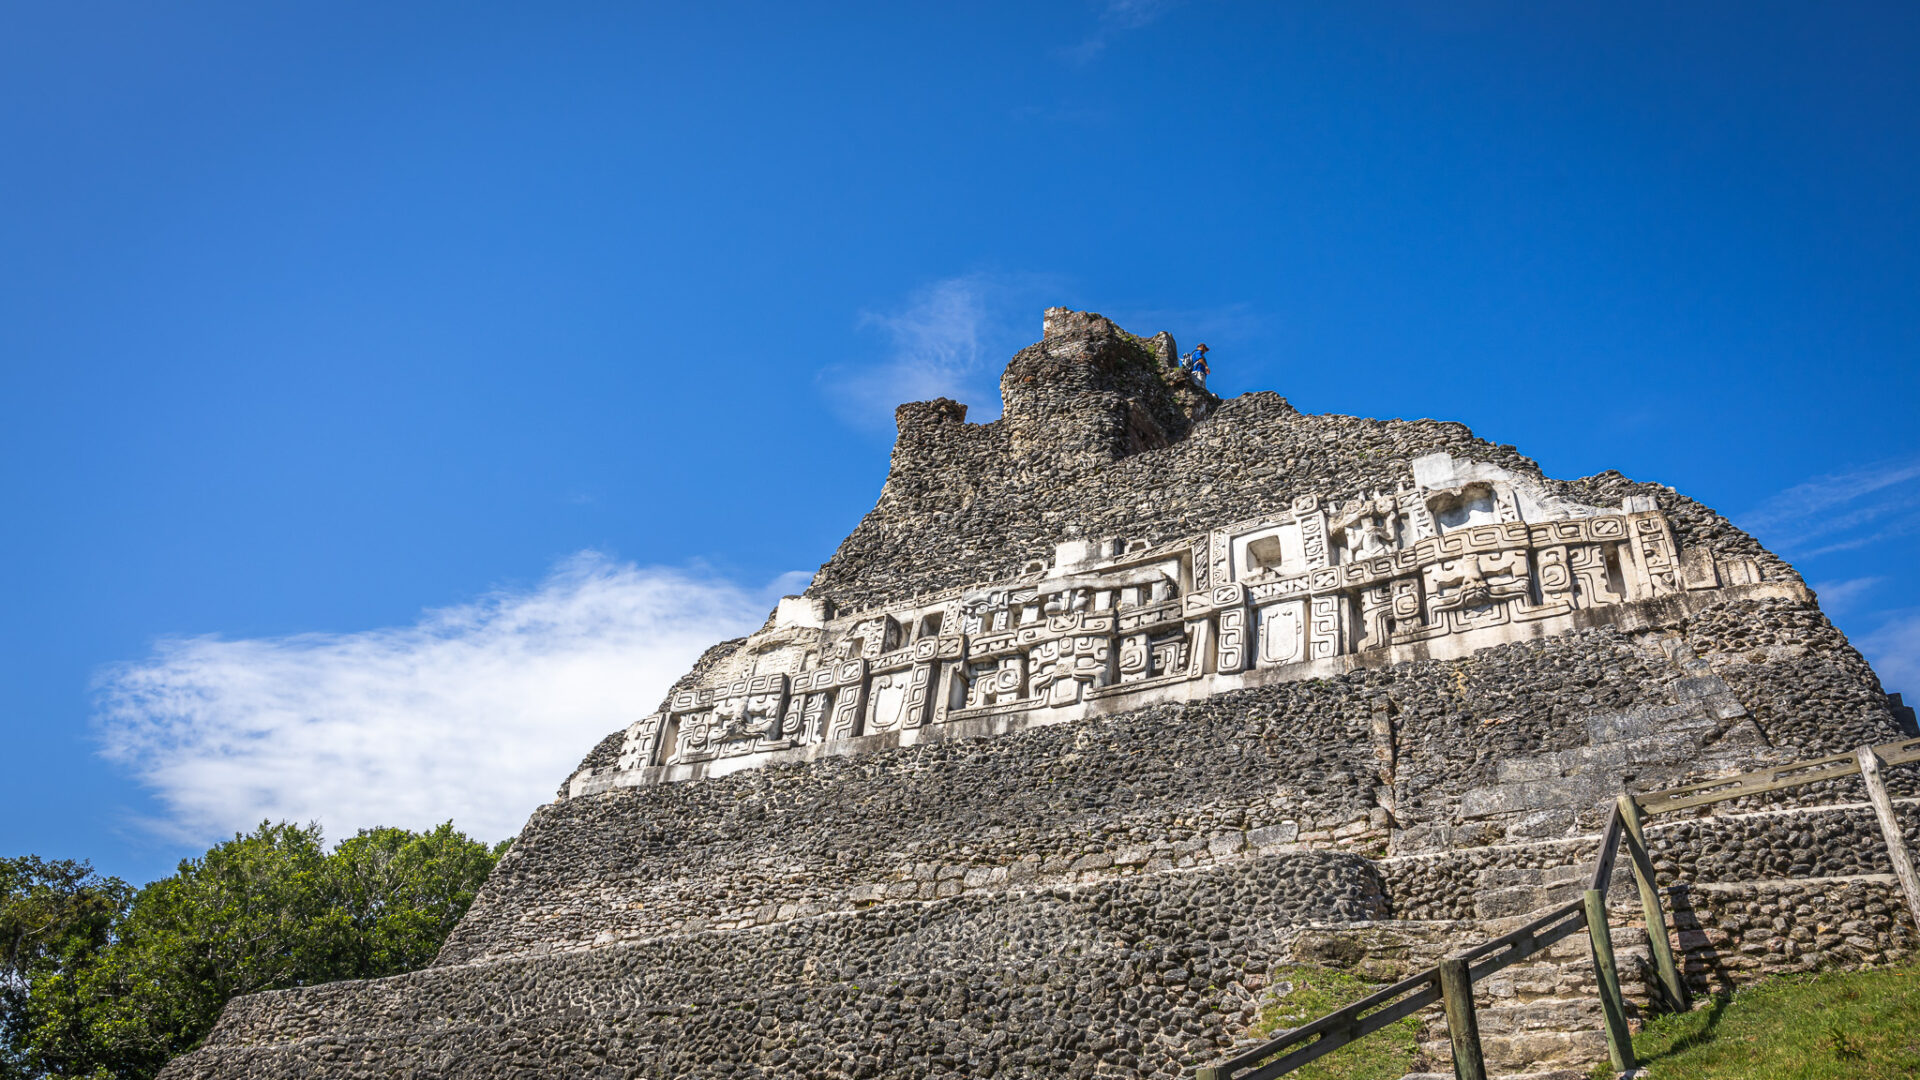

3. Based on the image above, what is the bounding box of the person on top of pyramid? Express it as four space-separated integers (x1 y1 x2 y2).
1184 342 1210 379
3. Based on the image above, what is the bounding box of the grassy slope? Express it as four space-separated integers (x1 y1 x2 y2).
1599 962 1920 1079
1238 961 1918 1079
1249 965 1423 1080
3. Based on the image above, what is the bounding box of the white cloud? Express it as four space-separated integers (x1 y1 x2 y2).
94 554 787 846
1861 613 1920 697
1811 576 1886 612
1065 0 1177 63
852 276 992 407
1736 457 1920 560
825 272 1065 428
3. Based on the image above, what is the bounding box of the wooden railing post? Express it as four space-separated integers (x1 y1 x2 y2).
1617 794 1690 1013
1856 745 1920 930
1583 888 1637 1073
1190 741 1920 1080
1438 956 1486 1080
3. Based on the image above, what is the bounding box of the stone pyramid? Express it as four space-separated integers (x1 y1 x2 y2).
164 309 1914 1080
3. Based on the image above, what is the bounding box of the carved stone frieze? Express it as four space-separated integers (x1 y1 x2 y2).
603 453 1782 781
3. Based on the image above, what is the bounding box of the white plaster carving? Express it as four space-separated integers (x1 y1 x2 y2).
774 595 828 629
1257 601 1305 666
587 458 1783 791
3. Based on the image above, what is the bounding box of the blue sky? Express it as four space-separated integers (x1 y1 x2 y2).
3 1 1917 884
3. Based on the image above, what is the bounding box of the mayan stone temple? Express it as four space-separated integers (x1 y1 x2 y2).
167 309 1917 1079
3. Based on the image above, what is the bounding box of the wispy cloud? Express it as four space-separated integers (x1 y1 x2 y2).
855 276 992 406
1065 0 1178 64
821 274 1225 428
1736 458 1920 560
824 272 1064 428
1861 613 1920 697
1812 576 1887 612
95 554 790 846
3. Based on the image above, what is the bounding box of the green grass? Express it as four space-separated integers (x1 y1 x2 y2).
1590 962 1920 1079
1249 965 1423 1080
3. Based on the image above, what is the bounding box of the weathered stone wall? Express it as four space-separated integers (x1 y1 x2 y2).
806 312 1792 619
1652 801 1920 885
1671 876 1918 988
1379 800 1920 921
453 597 1897 968
1680 596 1900 755
165 866 1916 1080
449 683 1389 965
173 851 1385 1080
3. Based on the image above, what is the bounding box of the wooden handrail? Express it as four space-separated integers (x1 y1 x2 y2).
1198 893 1603 1080
1588 805 1625 892
1635 736 1920 816
1462 898 1589 983
1204 967 1443 1080
1197 735 1920 1080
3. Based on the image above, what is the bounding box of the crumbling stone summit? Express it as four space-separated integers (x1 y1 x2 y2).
163 309 1914 1080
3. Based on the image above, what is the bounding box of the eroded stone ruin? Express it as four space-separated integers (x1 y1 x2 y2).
165 309 1916 1079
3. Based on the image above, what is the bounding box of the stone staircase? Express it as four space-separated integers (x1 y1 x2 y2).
1227 794 1920 1079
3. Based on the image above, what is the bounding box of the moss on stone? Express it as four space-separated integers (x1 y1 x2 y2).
1248 964 1424 1079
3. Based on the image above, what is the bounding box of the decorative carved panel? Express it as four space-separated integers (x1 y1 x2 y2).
613 458 1774 780
1029 635 1111 706
1258 601 1305 666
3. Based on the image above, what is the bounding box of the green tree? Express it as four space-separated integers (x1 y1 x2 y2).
76 822 336 1076
3 820 501 1079
311 823 501 979
0 857 132 1080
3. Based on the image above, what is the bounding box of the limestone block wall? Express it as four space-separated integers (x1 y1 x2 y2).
441 687 1388 966
1378 800 1920 921
1650 801 1920 884
171 851 1387 1080
1669 877 1918 985
808 313 1790 619
283 878 1911 1080
1680 596 1903 754
449 597 1903 968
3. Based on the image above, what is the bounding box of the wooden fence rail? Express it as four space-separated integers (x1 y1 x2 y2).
1196 736 1920 1080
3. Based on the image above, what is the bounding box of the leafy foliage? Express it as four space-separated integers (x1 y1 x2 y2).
0 822 501 1080
1 857 132 1080
317 825 504 978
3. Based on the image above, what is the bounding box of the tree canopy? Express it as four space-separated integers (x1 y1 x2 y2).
1 822 502 1080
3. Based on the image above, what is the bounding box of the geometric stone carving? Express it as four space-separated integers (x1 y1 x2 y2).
1213 584 1248 673
1257 601 1305 666
605 456 1782 785
1118 632 1151 683
616 714 666 771
1308 594 1344 659
1029 635 1111 706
